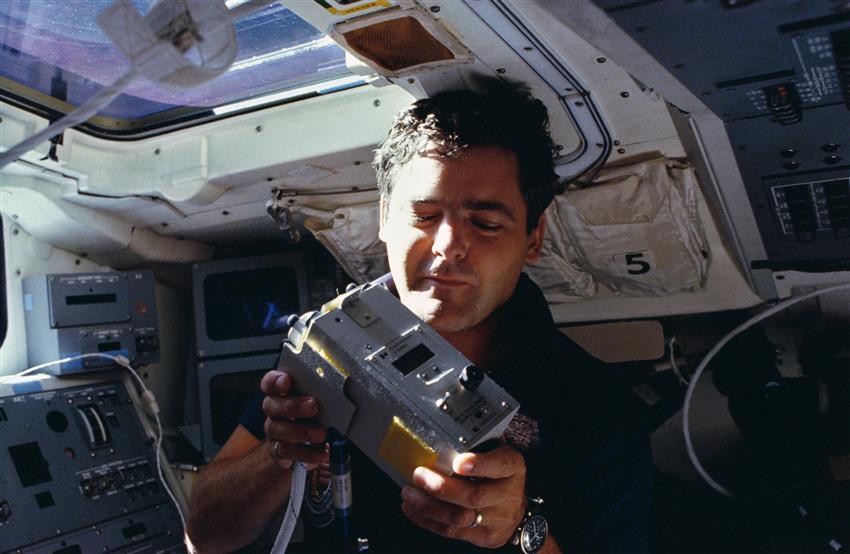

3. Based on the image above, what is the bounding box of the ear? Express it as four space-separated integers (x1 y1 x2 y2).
378 196 387 243
524 214 545 263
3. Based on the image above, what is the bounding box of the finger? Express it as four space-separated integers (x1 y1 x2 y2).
270 441 329 466
401 499 504 548
316 461 332 484
402 486 516 530
260 370 292 396
400 497 465 542
452 445 525 480
263 395 319 419
402 486 473 528
267 440 293 470
412 467 516 509
264 418 327 444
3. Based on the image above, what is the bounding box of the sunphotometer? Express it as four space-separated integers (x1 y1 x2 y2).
276 279 519 486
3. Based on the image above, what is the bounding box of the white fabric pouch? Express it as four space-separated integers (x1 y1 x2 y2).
303 203 389 284
555 156 709 296
525 201 597 301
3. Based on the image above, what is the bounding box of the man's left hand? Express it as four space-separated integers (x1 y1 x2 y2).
401 443 526 548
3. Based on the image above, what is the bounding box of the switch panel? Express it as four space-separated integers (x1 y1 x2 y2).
0 378 184 553
768 177 850 246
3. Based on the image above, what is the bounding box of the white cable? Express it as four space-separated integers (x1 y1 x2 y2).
111 355 188 533
16 352 131 377
683 281 850 497
668 336 689 385
0 70 137 169
14 352 188 530
271 462 308 554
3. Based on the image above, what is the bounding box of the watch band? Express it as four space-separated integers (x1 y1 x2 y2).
511 497 547 554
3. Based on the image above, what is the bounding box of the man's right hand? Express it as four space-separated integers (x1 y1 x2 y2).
260 370 329 470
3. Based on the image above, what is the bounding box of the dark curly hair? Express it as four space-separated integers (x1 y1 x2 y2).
373 80 558 232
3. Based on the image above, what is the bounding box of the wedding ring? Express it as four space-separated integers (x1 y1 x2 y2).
469 509 484 528
271 440 283 459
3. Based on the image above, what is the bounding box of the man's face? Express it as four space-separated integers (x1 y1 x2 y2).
379 145 544 334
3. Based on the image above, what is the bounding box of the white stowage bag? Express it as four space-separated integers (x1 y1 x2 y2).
524 201 597 301
303 203 389 283
555 156 710 296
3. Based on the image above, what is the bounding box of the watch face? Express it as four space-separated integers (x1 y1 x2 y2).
520 514 548 554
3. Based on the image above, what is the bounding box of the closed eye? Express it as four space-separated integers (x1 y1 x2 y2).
471 219 502 231
411 213 438 225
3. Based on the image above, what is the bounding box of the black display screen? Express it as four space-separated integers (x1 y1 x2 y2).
97 341 122 352
35 491 55 508
66 293 117 305
210 369 268 447
203 267 300 341
8 441 52 487
122 522 147 539
392 344 435 375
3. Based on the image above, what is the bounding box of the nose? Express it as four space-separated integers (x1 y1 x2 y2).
431 217 467 261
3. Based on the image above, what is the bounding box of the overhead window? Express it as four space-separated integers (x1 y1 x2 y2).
0 1 359 136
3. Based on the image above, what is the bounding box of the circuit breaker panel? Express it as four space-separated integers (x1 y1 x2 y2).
22 271 160 374
0 377 184 554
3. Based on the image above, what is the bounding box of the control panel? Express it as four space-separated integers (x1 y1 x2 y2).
727 111 849 263
22 271 160 374
769 178 850 242
596 1 850 268
0 377 184 553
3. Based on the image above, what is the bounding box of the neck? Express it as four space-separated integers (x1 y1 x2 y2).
440 309 511 369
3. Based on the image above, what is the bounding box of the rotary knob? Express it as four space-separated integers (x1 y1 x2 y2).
459 365 484 391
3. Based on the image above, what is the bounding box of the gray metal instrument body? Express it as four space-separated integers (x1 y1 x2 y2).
277 281 519 486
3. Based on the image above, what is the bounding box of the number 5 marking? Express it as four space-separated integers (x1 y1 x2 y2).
625 252 652 275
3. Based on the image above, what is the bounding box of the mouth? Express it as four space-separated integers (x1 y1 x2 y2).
420 275 473 288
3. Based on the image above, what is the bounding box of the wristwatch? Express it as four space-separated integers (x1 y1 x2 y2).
511 497 548 554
